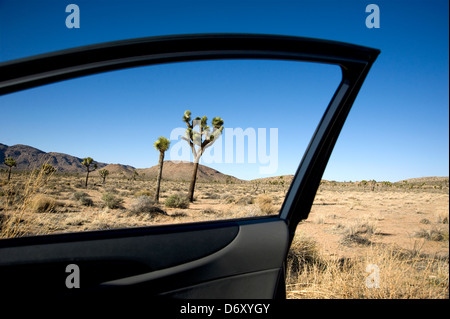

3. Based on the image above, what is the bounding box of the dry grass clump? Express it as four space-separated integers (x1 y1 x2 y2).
413 227 449 242
101 192 123 209
287 234 449 299
72 191 93 206
287 234 325 279
201 207 219 215
88 208 127 230
227 205 261 219
129 195 167 216
0 168 55 238
333 217 378 247
435 211 449 224
221 193 235 204
256 194 276 215
201 192 221 200
29 194 60 213
235 195 255 205
133 189 154 198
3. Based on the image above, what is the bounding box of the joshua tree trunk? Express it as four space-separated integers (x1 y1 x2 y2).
7 167 12 182
155 151 165 202
85 170 90 188
188 161 199 202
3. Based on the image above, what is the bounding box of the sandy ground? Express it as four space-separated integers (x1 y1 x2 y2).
298 188 449 258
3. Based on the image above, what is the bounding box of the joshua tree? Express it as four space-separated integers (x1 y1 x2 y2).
153 136 170 202
182 110 224 202
4 157 16 182
81 157 97 188
41 163 56 176
98 169 109 184
41 163 56 184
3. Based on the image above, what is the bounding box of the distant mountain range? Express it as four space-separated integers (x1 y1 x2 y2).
1 143 447 184
0 143 241 183
0 143 109 173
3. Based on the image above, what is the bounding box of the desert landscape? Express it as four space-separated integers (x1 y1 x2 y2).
0 143 448 299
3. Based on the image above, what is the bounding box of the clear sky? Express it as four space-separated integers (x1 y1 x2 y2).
0 0 448 182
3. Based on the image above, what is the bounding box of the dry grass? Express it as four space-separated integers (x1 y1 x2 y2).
0 168 54 238
29 194 61 213
286 233 449 299
256 194 277 215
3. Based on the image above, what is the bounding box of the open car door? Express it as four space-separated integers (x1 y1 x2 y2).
0 34 379 301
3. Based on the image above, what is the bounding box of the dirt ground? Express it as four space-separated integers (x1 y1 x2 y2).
298 187 449 258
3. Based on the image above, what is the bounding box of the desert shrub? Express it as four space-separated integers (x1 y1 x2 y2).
129 195 167 216
73 181 82 188
353 219 378 236
101 192 123 209
134 189 154 198
79 196 94 207
287 235 325 276
202 192 220 200
338 218 378 237
256 194 276 215
221 194 235 204
73 191 93 206
340 233 372 246
235 205 263 218
414 228 449 242
171 211 188 218
104 187 118 194
0 184 28 207
201 208 218 215
165 193 189 209
30 194 60 213
73 191 88 201
436 211 449 224
235 196 255 205
334 218 378 246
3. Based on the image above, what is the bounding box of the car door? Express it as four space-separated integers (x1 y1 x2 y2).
0 34 379 301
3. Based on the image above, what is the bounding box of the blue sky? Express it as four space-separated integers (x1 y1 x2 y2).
0 0 448 182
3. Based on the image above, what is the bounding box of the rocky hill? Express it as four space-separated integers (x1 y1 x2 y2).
250 175 294 184
95 163 136 177
0 143 108 173
136 161 242 183
398 176 449 184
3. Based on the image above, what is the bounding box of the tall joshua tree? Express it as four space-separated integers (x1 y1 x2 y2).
81 157 97 188
153 136 170 202
182 110 224 202
4 157 16 182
